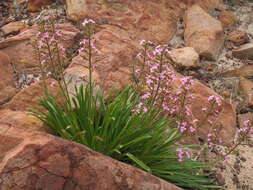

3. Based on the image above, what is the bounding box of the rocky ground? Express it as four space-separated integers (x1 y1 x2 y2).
0 0 253 189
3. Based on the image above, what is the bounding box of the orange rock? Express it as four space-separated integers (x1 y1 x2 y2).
227 30 248 45
221 65 253 77
0 123 183 190
0 21 27 36
0 51 16 105
239 77 253 106
168 47 200 68
3 79 62 111
27 0 54 12
0 109 50 133
218 10 237 28
184 5 224 60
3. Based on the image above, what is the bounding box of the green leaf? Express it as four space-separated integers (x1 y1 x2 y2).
126 153 151 173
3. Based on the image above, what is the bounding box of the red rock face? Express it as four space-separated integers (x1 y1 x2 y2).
0 124 182 190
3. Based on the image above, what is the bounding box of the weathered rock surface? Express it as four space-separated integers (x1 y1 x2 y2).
3 79 61 111
227 30 248 45
0 51 16 105
218 10 237 28
0 21 27 36
70 25 136 93
221 65 253 77
65 0 178 43
239 77 253 106
0 123 182 190
232 43 253 60
0 109 49 132
0 23 79 71
184 4 224 60
168 47 200 68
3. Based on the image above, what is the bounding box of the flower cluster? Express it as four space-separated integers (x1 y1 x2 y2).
33 17 67 84
176 148 192 162
77 19 100 78
134 40 197 135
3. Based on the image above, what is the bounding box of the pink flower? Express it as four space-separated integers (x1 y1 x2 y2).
82 18 95 26
141 93 151 100
50 81 56 87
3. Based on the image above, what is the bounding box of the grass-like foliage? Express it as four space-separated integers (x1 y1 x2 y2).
32 84 220 190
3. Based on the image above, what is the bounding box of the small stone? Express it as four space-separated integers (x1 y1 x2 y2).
221 65 253 77
27 0 54 12
221 90 231 98
218 10 237 28
227 30 249 45
168 47 200 68
239 77 253 106
232 43 253 60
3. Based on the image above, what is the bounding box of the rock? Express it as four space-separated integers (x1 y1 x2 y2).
0 123 183 190
227 30 248 45
221 65 253 77
27 0 54 12
65 0 178 43
3 78 62 111
0 109 50 132
168 47 200 68
232 43 253 60
0 21 27 36
184 4 224 60
218 10 237 28
239 77 253 106
64 66 100 98
0 23 79 71
70 25 136 94
0 51 16 105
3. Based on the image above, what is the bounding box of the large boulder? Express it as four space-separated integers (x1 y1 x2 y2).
65 0 178 43
0 109 49 132
70 25 136 94
184 4 224 60
3 78 62 111
0 51 16 105
0 123 182 190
